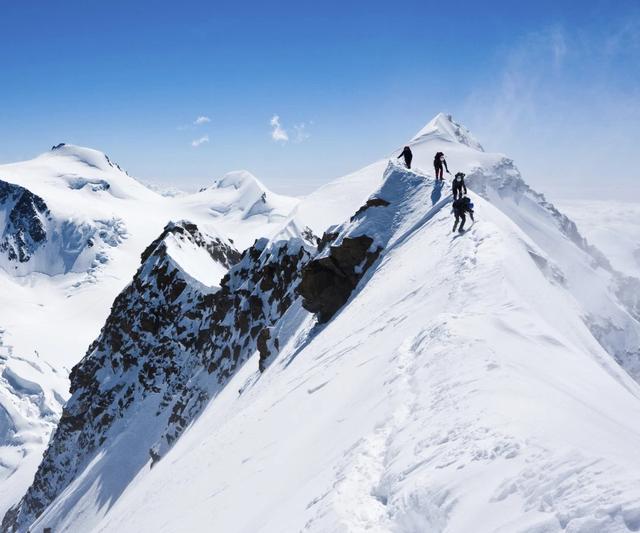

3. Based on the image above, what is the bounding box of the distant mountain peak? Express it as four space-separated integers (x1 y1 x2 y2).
44 143 128 174
410 113 484 151
209 170 265 191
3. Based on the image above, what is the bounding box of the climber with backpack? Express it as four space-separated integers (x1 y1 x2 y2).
452 172 467 200
434 152 450 181
452 196 474 233
398 146 413 169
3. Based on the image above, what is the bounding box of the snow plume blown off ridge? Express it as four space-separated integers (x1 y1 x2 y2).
2 115 640 532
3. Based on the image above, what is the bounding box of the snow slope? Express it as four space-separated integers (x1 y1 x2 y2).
293 114 640 381
27 161 640 533
558 200 640 280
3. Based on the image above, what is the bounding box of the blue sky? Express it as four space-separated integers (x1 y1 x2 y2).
1 0 639 199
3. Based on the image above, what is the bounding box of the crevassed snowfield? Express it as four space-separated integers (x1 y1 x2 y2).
3 115 640 532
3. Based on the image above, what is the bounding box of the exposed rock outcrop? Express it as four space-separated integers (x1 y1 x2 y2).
350 197 390 221
0 180 50 264
299 164 424 324
299 235 380 323
2 222 312 532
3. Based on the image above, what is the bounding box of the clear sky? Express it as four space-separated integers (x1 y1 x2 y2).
1 0 639 200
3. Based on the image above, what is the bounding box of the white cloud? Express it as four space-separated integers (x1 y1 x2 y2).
194 115 211 125
293 122 311 143
270 115 289 142
191 135 209 147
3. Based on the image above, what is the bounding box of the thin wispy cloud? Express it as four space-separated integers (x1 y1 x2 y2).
463 26 569 145
269 115 312 144
293 122 312 143
270 115 289 142
178 115 211 130
462 18 640 199
191 135 209 147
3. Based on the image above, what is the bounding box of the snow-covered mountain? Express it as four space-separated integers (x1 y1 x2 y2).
2 115 640 532
0 145 299 519
180 170 299 249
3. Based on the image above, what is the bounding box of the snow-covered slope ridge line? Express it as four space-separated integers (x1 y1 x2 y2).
1 221 314 532
299 163 452 323
0 146 300 276
460 154 640 381
390 113 640 380
55 161 640 533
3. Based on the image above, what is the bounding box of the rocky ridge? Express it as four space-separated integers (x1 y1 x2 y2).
2 220 315 531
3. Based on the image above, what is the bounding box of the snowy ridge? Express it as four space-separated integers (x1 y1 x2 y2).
1 221 242 531
464 158 640 381
3 115 640 532
295 113 640 384
2 222 314 532
51 160 640 533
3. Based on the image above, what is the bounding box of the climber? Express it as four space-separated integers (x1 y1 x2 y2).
452 196 474 233
434 152 450 181
398 146 413 169
452 172 467 200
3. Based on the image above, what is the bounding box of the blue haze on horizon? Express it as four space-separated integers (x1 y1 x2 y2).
1 0 639 201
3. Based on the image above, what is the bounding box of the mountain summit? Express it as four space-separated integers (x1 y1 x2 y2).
410 112 484 151
47 143 128 174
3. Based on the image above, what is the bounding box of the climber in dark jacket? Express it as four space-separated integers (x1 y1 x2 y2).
452 196 474 233
398 146 413 169
452 172 467 200
434 152 449 180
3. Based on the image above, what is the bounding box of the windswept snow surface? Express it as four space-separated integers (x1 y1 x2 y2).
37 163 640 533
